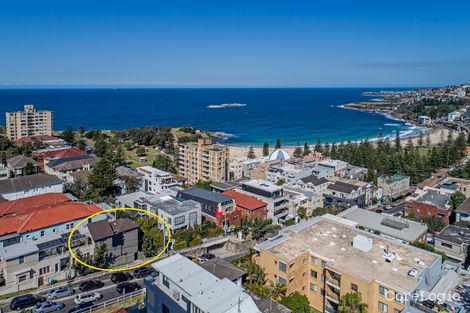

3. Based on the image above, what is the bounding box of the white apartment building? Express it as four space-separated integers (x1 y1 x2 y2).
137 166 182 194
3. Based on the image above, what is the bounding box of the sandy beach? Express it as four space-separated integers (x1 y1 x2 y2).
228 127 459 159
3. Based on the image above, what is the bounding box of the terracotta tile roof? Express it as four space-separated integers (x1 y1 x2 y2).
0 193 70 216
0 202 102 235
223 190 267 211
36 148 87 160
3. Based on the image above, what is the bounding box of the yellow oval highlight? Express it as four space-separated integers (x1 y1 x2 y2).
68 208 171 272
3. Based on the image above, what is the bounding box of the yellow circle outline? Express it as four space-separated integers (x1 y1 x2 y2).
67 208 171 272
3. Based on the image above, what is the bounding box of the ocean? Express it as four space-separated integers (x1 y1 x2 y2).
0 88 425 146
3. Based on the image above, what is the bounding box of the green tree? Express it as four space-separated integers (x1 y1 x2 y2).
276 178 285 186
195 180 212 190
303 142 311 156
62 126 76 146
451 191 466 210
122 175 141 193
297 206 307 220
152 155 176 173
263 141 269 156
314 139 322 153
247 146 256 159
280 292 313 313
73 249 89 276
76 139 87 151
135 147 146 156
24 162 36 175
275 138 282 149
293 146 302 158
78 126 85 135
85 158 117 199
271 283 287 301
92 243 109 268
94 137 109 157
338 292 368 313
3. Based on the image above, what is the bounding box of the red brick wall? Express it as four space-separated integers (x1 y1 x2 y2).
239 205 268 221
405 201 450 224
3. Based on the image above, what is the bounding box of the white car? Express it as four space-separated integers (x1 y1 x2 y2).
74 292 101 304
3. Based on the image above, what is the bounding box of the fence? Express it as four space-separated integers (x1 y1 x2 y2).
78 289 145 313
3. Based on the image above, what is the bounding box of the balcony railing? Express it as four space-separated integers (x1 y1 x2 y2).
326 292 340 304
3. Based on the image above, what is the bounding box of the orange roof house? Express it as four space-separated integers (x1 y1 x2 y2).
223 189 268 220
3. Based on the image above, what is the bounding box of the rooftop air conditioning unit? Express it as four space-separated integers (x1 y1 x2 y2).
408 268 418 277
173 290 180 301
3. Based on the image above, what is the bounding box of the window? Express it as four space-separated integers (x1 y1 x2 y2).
378 302 388 312
310 270 317 278
395 293 405 304
441 242 453 249
310 283 317 292
351 283 358 292
175 215 185 226
19 256 24 264
321 261 326 268
18 274 27 282
162 303 170 313
279 261 287 273
311 256 317 264
379 286 388 296
162 275 170 288
278 276 286 285
320 275 325 283
40 230 45 237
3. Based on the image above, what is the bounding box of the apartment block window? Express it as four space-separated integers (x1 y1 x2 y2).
395 293 405 304
18 274 27 282
378 302 388 312
19 256 24 264
311 256 317 264
278 276 286 285
321 260 326 268
310 270 317 278
279 261 287 273
441 242 453 248
174 215 185 226
310 283 317 292
379 286 388 296
320 275 325 283
162 275 170 288
351 283 358 292
40 230 45 237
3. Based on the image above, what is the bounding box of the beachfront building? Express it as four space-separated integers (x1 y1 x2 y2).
145 254 261 313
312 159 348 178
405 187 454 225
266 162 313 185
377 174 411 201
137 166 182 194
0 174 63 200
5 105 53 141
434 225 470 262
337 206 428 243
178 139 229 185
229 156 268 180
238 179 294 223
254 217 443 313
177 188 237 228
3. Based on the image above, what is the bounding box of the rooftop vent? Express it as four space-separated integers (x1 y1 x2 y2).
352 235 373 252
384 253 396 263
392 268 398 272
408 268 418 277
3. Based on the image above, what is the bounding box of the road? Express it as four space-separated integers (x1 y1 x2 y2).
1 272 146 313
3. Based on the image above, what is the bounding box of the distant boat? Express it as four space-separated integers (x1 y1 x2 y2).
207 103 247 109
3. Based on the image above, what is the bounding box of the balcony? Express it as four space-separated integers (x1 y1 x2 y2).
326 292 340 304
326 278 340 289
325 304 337 313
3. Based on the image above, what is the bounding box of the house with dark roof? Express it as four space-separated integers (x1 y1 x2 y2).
434 225 470 262
0 174 63 200
177 188 238 227
223 189 267 221
323 181 367 208
6 155 39 177
200 256 246 287
86 218 139 265
44 154 99 183
455 197 470 223
293 175 330 197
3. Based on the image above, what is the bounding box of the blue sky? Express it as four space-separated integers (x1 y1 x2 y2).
1 0 469 87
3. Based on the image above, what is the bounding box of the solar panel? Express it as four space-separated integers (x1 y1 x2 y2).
37 231 86 250
381 218 408 230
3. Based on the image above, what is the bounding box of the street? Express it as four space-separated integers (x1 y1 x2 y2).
1 272 146 313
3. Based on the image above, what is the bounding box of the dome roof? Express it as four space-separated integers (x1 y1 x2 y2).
269 149 291 161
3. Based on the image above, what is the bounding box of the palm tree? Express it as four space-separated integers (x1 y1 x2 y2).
338 292 368 313
270 283 287 300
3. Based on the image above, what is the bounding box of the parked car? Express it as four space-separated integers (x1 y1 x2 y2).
74 292 101 304
48 287 75 299
10 294 46 311
34 301 65 313
79 280 104 292
116 282 141 294
110 272 132 284
68 301 95 313
132 267 153 278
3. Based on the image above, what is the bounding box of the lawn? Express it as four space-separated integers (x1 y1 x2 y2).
93 293 144 313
